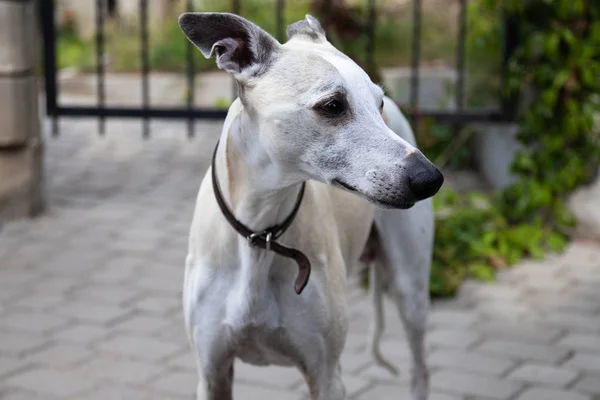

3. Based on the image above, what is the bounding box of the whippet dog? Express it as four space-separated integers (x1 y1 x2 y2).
180 12 443 400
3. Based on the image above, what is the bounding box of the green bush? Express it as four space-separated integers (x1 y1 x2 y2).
426 0 600 297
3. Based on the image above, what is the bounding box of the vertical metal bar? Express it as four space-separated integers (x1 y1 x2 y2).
186 0 195 138
365 0 376 81
140 0 150 139
41 0 59 137
96 0 106 136
455 0 467 112
453 0 467 135
410 0 422 123
231 0 241 101
276 0 285 42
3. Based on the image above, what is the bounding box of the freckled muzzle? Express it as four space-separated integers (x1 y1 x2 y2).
361 152 444 209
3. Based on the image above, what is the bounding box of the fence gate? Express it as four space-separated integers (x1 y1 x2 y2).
40 0 517 138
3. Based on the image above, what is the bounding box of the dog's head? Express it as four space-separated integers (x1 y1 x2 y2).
179 12 443 208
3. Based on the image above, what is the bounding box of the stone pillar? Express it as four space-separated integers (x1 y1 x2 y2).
0 0 44 223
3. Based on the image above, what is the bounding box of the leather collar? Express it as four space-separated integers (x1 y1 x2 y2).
211 141 311 294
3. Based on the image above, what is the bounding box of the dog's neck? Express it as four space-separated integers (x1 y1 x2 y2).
214 105 305 233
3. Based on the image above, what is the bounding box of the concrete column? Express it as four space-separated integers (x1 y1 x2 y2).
0 0 44 223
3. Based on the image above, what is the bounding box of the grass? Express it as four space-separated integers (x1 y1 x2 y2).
56 0 462 74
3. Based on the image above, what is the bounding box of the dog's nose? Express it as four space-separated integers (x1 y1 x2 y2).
406 154 444 200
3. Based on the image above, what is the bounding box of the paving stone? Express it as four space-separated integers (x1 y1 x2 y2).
0 269 42 287
28 276 80 296
558 333 600 352
539 312 600 333
340 373 373 397
80 386 157 400
56 301 130 324
43 249 106 276
52 323 109 345
130 293 182 316
95 334 182 361
429 349 515 376
533 296 600 314
359 362 411 384
508 364 579 387
152 370 197 397
564 354 600 374
475 339 570 363
473 321 565 343
0 311 70 334
573 374 600 395
166 351 196 371
428 329 482 349
428 310 479 328
343 332 369 353
0 331 48 356
23 343 92 368
232 382 303 400
0 389 60 400
475 300 534 320
112 314 169 334
514 387 591 400
79 355 167 384
339 349 372 374
155 319 188 345
470 284 525 301
10 294 65 311
70 283 142 305
235 361 304 389
4 368 97 398
352 383 411 400
356 385 462 400
89 257 143 284
135 274 183 294
0 356 30 378
431 370 523 399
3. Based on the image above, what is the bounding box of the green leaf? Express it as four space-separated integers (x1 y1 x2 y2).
546 232 567 252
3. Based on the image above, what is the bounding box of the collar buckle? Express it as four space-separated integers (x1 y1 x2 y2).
247 230 274 250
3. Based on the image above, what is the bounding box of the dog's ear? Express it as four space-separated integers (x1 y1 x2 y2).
178 12 281 77
286 14 327 43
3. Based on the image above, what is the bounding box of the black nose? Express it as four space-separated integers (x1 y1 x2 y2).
406 154 444 200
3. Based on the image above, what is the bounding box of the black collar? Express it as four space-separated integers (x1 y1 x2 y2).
211 140 311 294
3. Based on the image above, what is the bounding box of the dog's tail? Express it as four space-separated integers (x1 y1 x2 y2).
368 261 399 376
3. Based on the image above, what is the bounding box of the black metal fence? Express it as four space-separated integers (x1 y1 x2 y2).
40 0 517 138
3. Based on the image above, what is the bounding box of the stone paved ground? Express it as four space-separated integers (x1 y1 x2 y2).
1 118 600 400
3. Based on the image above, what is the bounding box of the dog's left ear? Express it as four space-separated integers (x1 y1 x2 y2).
178 12 281 77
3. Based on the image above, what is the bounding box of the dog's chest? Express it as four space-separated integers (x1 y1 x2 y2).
224 302 299 366
222 272 327 367
227 323 296 366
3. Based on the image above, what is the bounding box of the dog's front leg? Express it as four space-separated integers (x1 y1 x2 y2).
184 259 235 400
305 362 346 400
374 201 434 400
187 308 235 400
195 361 234 400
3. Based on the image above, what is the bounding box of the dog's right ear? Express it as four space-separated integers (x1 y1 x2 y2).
286 15 327 43
178 12 281 78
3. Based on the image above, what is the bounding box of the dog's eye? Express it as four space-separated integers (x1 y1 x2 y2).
320 99 345 116
379 99 384 112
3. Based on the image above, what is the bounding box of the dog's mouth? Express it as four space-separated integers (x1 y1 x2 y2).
332 179 415 210
333 179 358 193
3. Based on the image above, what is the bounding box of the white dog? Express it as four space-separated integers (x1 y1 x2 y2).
180 12 443 400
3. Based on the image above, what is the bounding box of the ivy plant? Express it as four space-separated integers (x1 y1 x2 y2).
424 0 600 297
